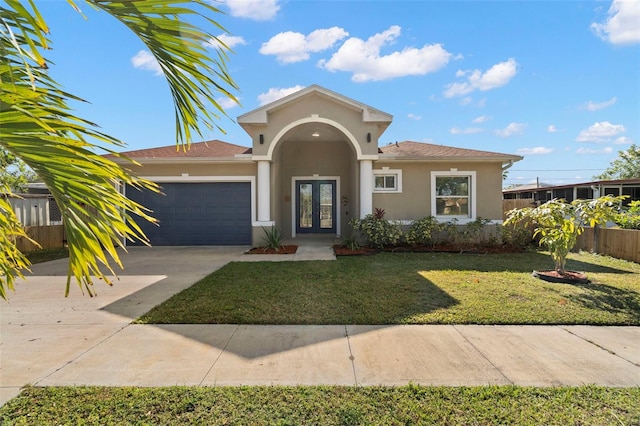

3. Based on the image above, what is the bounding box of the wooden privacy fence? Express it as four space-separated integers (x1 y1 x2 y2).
16 225 65 252
502 199 537 220
575 227 640 264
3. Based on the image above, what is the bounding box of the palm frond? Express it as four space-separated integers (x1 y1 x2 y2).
90 0 240 146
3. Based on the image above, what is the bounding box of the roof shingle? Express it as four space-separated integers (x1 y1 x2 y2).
114 140 251 158
380 141 521 160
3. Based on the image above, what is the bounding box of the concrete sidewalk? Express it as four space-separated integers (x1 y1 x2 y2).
1 247 639 406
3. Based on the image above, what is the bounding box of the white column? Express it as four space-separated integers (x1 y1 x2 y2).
257 160 271 222
359 159 373 218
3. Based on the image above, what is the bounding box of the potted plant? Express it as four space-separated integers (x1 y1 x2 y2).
504 195 625 283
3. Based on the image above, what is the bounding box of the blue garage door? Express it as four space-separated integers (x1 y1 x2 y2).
126 182 251 245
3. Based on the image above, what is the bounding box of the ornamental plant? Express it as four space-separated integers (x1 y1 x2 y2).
349 210 402 249
405 216 441 247
504 196 625 274
615 200 640 230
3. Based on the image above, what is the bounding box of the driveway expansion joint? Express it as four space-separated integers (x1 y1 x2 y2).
453 325 514 385
33 322 131 386
344 325 358 386
199 324 240 386
560 326 640 368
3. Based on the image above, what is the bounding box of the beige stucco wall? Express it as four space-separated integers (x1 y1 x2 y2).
372 161 505 221
128 162 256 178
276 138 355 238
246 93 382 158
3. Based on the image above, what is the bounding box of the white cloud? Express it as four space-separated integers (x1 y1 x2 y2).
472 115 491 124
517 146 553 155
577 146 615 154
204 34 247 49
547 125 558 133
576 121 626 142
224 0 280 21
583 96 617 111
131 50 162 75
216 96 240 110
614 136 633 144
460 97 473 106
257 85 305 106
318 25 452 82
591 0 640 45
408 113 422 120
450 127 483 135
495 122 526 137
444 58 518 98
260 27 349 63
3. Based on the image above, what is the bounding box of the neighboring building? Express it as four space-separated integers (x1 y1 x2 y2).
503 179 640 205
112 85 522 246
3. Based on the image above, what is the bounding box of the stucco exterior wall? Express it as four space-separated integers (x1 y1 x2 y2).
129 162 256 178
247 94 382 158
372 161 505 221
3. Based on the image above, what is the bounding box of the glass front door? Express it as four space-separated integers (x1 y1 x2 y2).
296 180 336 234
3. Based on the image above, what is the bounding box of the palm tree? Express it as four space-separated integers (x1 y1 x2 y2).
0 0 238 298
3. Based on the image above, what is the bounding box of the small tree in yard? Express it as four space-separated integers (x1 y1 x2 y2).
504 196 625 275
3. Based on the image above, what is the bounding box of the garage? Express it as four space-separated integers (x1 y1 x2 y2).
126 182 252 246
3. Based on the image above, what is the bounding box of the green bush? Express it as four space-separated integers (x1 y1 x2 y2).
461 217 493 247
500 222 535 248
405 216 441 246
615 200 640 230
349 214 402 249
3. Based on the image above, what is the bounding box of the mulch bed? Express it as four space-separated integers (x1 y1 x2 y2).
532 269 590 284
246 245 298 255
333 244 525 256
332 245 377 256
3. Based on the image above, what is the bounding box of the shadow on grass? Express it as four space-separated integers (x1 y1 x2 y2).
381 251 636 275
564 281 640 323
134 260 460 325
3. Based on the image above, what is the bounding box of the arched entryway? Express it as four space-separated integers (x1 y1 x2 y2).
272 122 357 239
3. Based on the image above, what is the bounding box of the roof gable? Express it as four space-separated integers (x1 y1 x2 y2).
237 84 393 125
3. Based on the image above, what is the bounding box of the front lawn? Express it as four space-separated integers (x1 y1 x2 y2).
25 247 68 264
2 385 638 425
136 251 640 325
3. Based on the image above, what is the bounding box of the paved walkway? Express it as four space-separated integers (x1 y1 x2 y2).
1 246 639 406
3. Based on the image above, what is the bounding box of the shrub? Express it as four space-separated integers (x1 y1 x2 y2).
461 217 493 247
500 222 535 248
405 216 441 246
349 213 402 249
615 200 640 230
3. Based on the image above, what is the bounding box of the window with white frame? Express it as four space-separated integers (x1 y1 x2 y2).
431 170 476 220
373 168 402 193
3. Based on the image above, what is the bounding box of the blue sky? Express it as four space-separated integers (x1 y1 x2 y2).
37 0 639 187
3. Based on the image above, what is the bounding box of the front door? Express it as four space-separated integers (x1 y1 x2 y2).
296 180 336 234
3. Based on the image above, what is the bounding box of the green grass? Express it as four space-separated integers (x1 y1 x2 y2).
137 251 640 325
1 385 637 425
25 247 68 264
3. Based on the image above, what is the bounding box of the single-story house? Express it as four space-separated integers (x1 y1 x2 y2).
503 179 640 205
114 85 522 246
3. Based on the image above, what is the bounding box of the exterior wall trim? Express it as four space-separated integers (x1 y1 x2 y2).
261 117 371 161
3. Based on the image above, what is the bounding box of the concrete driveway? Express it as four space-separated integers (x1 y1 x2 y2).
0 246 247 405
1 246 639 407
